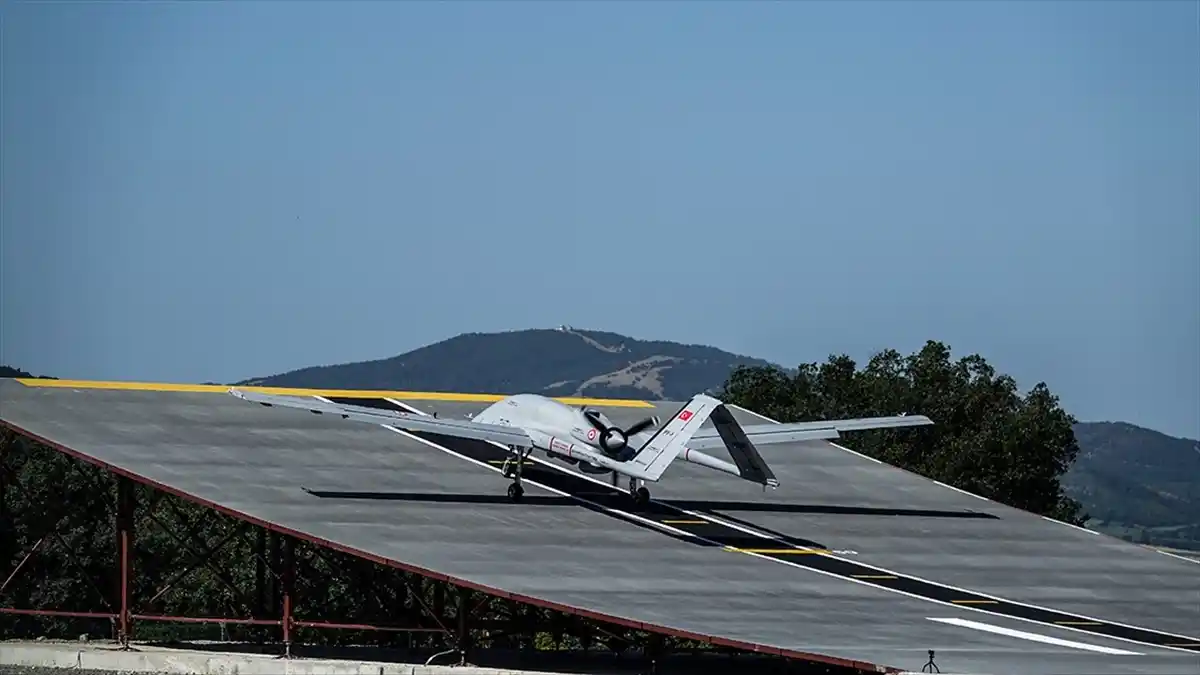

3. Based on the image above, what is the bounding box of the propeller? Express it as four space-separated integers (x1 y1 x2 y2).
582 409 661 455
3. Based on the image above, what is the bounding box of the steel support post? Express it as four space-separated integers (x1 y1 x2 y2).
433 581 444 625
647 632 664 675
254 528 266 621
115 476 135 647
457 587 470 663
281 535 295 657
0 436 8 583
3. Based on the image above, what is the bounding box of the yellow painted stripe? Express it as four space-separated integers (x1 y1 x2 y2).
14 378 655 408
725 547 831 555
853 574 898 580
1054 621 1103 626
661 519 707 525
1164 642 1200 647
952 599 999 604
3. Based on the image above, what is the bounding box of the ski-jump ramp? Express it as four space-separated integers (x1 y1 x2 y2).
1 378 1197 675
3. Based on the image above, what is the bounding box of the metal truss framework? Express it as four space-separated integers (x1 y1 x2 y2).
0 428 848 674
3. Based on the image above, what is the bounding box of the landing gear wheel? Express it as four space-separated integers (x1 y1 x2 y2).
505 445 529 502
627 476 650 506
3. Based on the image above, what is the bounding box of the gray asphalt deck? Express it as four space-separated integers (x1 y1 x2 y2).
2 380 1198 675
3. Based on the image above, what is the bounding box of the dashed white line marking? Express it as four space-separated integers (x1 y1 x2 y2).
935 480 989 501
1152 548 1200 565
926 617 1143 656
1041 515 1100 536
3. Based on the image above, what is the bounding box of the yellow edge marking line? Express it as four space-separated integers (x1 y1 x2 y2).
852 574 898 580
661 519 707 525
1165 643 1200 647
14 378 656 408
1055 621 1103 626
952 599 999 604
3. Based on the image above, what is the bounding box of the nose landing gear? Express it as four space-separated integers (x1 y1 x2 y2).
502 445 533 503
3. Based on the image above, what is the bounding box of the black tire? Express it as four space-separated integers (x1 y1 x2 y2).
634 486 650 506
507 483 524 502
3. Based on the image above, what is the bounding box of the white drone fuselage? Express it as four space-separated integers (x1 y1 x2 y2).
471 393 744 478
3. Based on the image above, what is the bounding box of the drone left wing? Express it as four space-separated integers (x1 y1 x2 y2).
228 388 533 446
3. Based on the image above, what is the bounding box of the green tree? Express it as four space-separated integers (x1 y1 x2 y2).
720 340 1086 524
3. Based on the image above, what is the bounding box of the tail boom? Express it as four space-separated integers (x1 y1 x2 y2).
681 447 753 480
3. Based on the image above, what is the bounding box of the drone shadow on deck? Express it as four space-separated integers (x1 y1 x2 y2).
301 487 997 553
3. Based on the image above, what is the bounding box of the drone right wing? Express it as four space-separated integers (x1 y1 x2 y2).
684 413 934 451
228 388 533 447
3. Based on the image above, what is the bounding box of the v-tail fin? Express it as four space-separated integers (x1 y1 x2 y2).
625 394 722 481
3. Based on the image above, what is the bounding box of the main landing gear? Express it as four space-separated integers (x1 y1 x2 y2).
502 445 534 503
628 476 651 507
611 469 651 507
502 445 650 508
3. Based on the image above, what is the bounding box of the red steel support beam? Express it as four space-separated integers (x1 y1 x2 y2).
120 528 129 644
0 608 116 620
116 475 135 647
255 528 266 618
457 588 471 662
0 536 44 595
282 534 295 657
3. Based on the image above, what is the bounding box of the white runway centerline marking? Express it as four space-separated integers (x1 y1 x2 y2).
927 617 1143 656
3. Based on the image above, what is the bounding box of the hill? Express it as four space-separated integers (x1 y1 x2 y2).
4 327 1197 550
236 326 776 401
1065 421 1200 548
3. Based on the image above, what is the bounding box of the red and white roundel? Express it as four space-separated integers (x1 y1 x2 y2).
586 428 597 441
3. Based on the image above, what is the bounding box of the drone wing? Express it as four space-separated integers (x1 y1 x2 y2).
684 413 933 451
228 388 533 446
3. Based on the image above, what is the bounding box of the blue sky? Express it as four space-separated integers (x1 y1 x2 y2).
2 1 1197 439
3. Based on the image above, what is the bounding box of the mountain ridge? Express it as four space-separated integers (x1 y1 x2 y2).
235 326 778 401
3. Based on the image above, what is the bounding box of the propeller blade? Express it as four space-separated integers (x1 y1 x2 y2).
625 416 658 436
583 410 608 432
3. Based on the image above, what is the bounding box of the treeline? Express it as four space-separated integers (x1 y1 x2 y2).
719 340 1086 524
